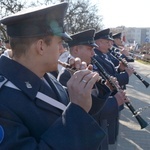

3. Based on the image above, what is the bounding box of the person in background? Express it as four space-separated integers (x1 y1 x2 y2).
107 32 120 67
50 42 69 78
58 29 111 115
0 3 106 149
94 28 134 150
0 39 6 55
58 29 98 86
57 42 69 72
0 40 13 58
57 29 127 150
111 32 134 62
94 29 134 88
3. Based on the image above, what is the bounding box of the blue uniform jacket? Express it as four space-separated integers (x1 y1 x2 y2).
58 57 119 150
0 56 106 150
58 63 119 118
93 49 129 145
94 49 129 87
107 51 120 67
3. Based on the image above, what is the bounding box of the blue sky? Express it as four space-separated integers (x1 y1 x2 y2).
96 0 150 28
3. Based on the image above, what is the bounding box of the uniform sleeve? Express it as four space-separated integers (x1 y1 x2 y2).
57 69 71 87
0 103 106 150
121 54 134 62
115 71 129 86
42 103 106 150
98 96 119 120
89 83 111 115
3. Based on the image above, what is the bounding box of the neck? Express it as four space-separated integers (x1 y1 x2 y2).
12 55 45 78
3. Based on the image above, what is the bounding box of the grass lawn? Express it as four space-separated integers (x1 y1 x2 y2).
136 59 150 65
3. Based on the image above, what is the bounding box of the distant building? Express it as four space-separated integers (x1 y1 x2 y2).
112 27 150 45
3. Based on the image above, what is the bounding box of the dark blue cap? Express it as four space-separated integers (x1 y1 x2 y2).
109 32 113 38
67 29 98 48
94 28 113 41
112 32 122 39
0 2 71 41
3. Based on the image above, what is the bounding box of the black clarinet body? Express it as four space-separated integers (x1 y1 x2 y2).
110 49 149 88
91 57 148 129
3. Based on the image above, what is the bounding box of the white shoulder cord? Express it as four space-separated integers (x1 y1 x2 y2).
4 81 66 111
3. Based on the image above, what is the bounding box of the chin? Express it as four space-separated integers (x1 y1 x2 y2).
49 65 57 72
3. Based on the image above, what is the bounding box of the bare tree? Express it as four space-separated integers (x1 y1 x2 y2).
0 0 103 39
0 0 26 17
29 0 103 33
65 0 103 34
0 0 27 40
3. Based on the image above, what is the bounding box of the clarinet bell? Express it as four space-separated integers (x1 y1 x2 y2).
143 80 150 88
135 115 149 129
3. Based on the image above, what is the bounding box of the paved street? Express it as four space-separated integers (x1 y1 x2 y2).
117 61 150 150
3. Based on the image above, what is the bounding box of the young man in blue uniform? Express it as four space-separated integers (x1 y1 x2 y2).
94 29 134 88
57 29 127 150
58 29 98 86
111 32 135 63
0 3 106 149
93 28 134 149
58 29 113 116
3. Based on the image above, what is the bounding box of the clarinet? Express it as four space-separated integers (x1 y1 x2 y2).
58 60 106 85
110 48 149 88
91 57 148 129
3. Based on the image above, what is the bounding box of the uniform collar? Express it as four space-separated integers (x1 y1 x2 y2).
113 44 118 48
94 48 104 57
0 56 41 100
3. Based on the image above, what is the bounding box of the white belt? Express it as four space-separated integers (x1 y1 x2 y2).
5 81 66 111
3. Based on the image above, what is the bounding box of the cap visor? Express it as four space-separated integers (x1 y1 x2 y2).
90 43 99 48
108 37 114 41
61 32 72 41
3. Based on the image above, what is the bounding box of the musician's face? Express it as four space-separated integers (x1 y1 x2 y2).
96 39 112 54
109 40 114 46
114 38 123 46
75 45 95 65
42 35 63 72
